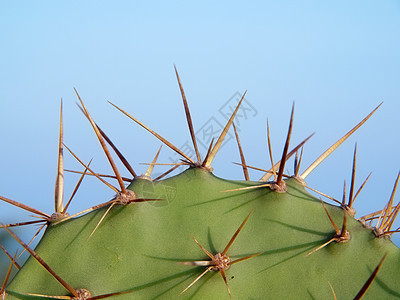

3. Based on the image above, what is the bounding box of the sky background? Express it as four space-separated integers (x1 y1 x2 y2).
0 0 400 275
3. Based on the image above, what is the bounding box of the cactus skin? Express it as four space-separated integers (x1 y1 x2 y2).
0 74 398 298
4 167 400 299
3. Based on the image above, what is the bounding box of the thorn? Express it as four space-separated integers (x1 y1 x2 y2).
294 146 304 177
378 171 400 235
22 288 135 300
328 282 337 300
341 211 348 239
153 164 183 181
259 133 314 182
52 200 117 226
174 65 201 163
62 160 92 215
88 202 116 240
233 163 271 174
144 145 162 178
140 162 184 166
232 122 249 180
307 200 350 256
276 102 295 188
266 119 277 181
201 138 215 170
55 99 64 213
16 222 47 262
220 269 231 298
2 225 79 297
1 250 17 295
359 209 384 223
77 104 137 178
342 180 347 206
0 195 50 219
303 186 342 206
64 144 119 193
320 200 340 235
53 195 161 227
0 243 20 269
179 260 215 267
352 172 372 206
192 237 215 260
222 210 253 255
348 143 357 208
180 211 257 297
300 103 382 179
96 127 137 179
384 202 400 234
382 228 400 235
222 183 272 193
375 173 400 235
65 169 132 182
22 293 72 299
109 101 195 165
89 289 135 299
203 91 246 167
0 219 47 229
294 150 299 177
354 254 387 300
229 252 262 266
74 89 126 194
180 267 213 296
306 238 337 257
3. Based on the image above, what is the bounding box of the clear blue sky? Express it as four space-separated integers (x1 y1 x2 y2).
0 0 399 258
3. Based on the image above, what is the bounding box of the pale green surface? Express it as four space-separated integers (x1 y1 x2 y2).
6 168 400 299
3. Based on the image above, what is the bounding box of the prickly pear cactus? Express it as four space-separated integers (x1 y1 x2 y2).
1 69 399 299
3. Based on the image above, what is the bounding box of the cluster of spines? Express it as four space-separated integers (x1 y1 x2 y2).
0 67 398 299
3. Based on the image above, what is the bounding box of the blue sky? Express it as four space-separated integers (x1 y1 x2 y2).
0 0 399 259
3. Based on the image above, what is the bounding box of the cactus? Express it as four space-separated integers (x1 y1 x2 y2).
1 68 399 299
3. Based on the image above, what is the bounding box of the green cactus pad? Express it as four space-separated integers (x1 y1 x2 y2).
5 168 400 299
